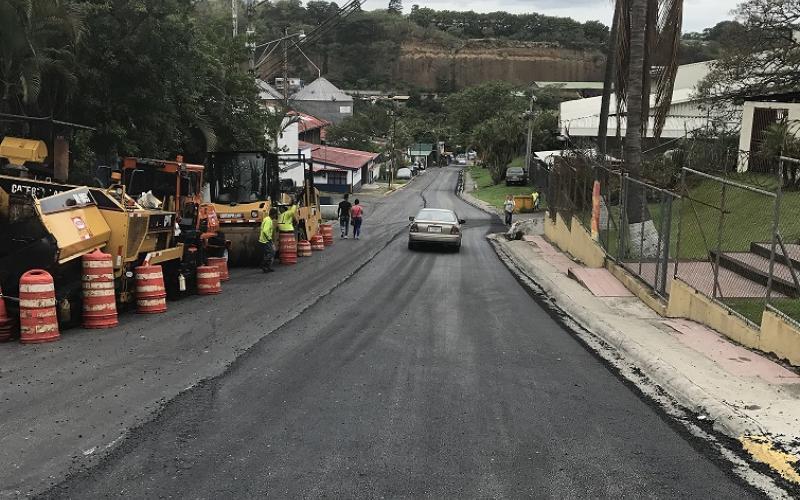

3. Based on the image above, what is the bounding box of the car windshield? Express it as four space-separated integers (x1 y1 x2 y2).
507 167 524 174
416 209 457 223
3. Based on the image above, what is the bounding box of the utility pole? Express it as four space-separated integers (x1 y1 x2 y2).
246 1 256 73
389 109 398 189
232 0 238 38
283 27 290 107
524 92 537 175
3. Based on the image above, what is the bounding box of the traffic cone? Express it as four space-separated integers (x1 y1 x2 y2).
0 285 15 342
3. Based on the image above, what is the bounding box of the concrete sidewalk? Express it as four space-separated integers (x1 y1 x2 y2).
490 234 800 494
459 176 800 491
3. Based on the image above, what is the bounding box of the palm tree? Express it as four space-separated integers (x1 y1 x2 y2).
0 0 85 115
597 0 683 255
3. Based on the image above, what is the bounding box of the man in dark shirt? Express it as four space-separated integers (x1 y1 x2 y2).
337 194 352 239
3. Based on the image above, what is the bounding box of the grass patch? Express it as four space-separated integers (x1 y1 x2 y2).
467 164 543 211
722 298 768 325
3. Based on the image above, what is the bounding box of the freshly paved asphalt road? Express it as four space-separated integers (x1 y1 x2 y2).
9 168 758 497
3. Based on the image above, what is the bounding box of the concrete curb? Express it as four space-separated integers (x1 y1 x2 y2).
455 180 761 439
489 236 760 439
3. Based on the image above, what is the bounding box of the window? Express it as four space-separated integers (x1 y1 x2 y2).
327 172 347 185
415 209 457 223
339 106 352 114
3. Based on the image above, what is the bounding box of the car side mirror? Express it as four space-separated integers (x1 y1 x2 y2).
409 216 415 221
459 219 466 224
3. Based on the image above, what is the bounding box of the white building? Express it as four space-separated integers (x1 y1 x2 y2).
737 99 800 172
559 61 738 139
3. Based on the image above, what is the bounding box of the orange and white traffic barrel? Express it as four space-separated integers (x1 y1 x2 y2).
298 240 312 257
135 264 167 314
279 232 297 265
19 270 60 344
321 224 334 246
196 266 222 295
0 285 16 342
81 250 118 329
311 234 325 252
207 257 230 282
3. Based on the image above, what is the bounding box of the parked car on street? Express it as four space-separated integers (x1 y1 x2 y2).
396 167 412 180
408 208 465 252
505 166 527 186
456 154 467 165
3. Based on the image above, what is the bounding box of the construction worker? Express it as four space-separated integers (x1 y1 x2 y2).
278 198 298 234
259 208 279 273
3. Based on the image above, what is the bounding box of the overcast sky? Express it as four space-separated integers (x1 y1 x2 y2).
382 0 741 33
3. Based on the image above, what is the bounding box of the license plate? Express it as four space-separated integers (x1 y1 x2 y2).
428 226 442 233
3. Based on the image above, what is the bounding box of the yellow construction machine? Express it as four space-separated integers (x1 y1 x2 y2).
0 138 195 324
206 151 321 266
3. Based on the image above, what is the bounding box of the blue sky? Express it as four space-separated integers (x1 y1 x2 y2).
378 0 741 33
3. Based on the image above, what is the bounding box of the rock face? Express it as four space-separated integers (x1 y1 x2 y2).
395 40 605 91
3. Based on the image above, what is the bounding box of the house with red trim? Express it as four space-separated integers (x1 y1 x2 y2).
301 141 380 193
290 111 330 145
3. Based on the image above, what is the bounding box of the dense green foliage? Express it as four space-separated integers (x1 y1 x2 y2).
679 20 746 64
407 5 609 49
698 0 800 103
327 81 562 184
0 0 269 171
0 0 727 178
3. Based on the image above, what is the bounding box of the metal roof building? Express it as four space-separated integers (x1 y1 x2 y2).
291 77 353 125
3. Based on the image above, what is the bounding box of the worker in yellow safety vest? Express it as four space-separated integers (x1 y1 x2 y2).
259 207 279 273
278 199 298 233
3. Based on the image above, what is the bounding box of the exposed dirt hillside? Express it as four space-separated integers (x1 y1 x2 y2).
394 39 606 90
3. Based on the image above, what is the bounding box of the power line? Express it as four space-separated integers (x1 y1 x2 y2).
258 0 364 81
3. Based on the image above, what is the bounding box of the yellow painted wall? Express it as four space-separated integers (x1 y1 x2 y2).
543 211 800 366
606 261 667 316
542 211 605 268
760 311 800 366
667 278 761 348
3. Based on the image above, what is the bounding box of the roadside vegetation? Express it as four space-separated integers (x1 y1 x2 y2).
467 163 542 211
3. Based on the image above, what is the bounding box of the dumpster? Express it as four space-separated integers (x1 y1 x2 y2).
513 195 533 213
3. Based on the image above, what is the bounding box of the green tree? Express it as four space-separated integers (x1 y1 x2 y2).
69 0 266 161
699 0 800 103
0 0 85 115
388 0 403 15
472 111 525 184
444 81 526 145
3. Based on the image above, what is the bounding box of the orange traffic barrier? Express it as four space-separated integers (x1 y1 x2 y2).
82 249 118 329
321 224 334 246
298 240 312 257
135 264 167 314
208 257 230 281
0 285 16 342
197 266 222 295
19 270 60 344
311 234 325 252
279 232 297 265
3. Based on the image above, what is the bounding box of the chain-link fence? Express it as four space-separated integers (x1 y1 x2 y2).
548 153 678 299
546 143 800 324
616 177 678 299
674 160 800 326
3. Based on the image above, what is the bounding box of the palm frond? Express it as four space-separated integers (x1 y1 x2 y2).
613 0 631 112
651 0 683 139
